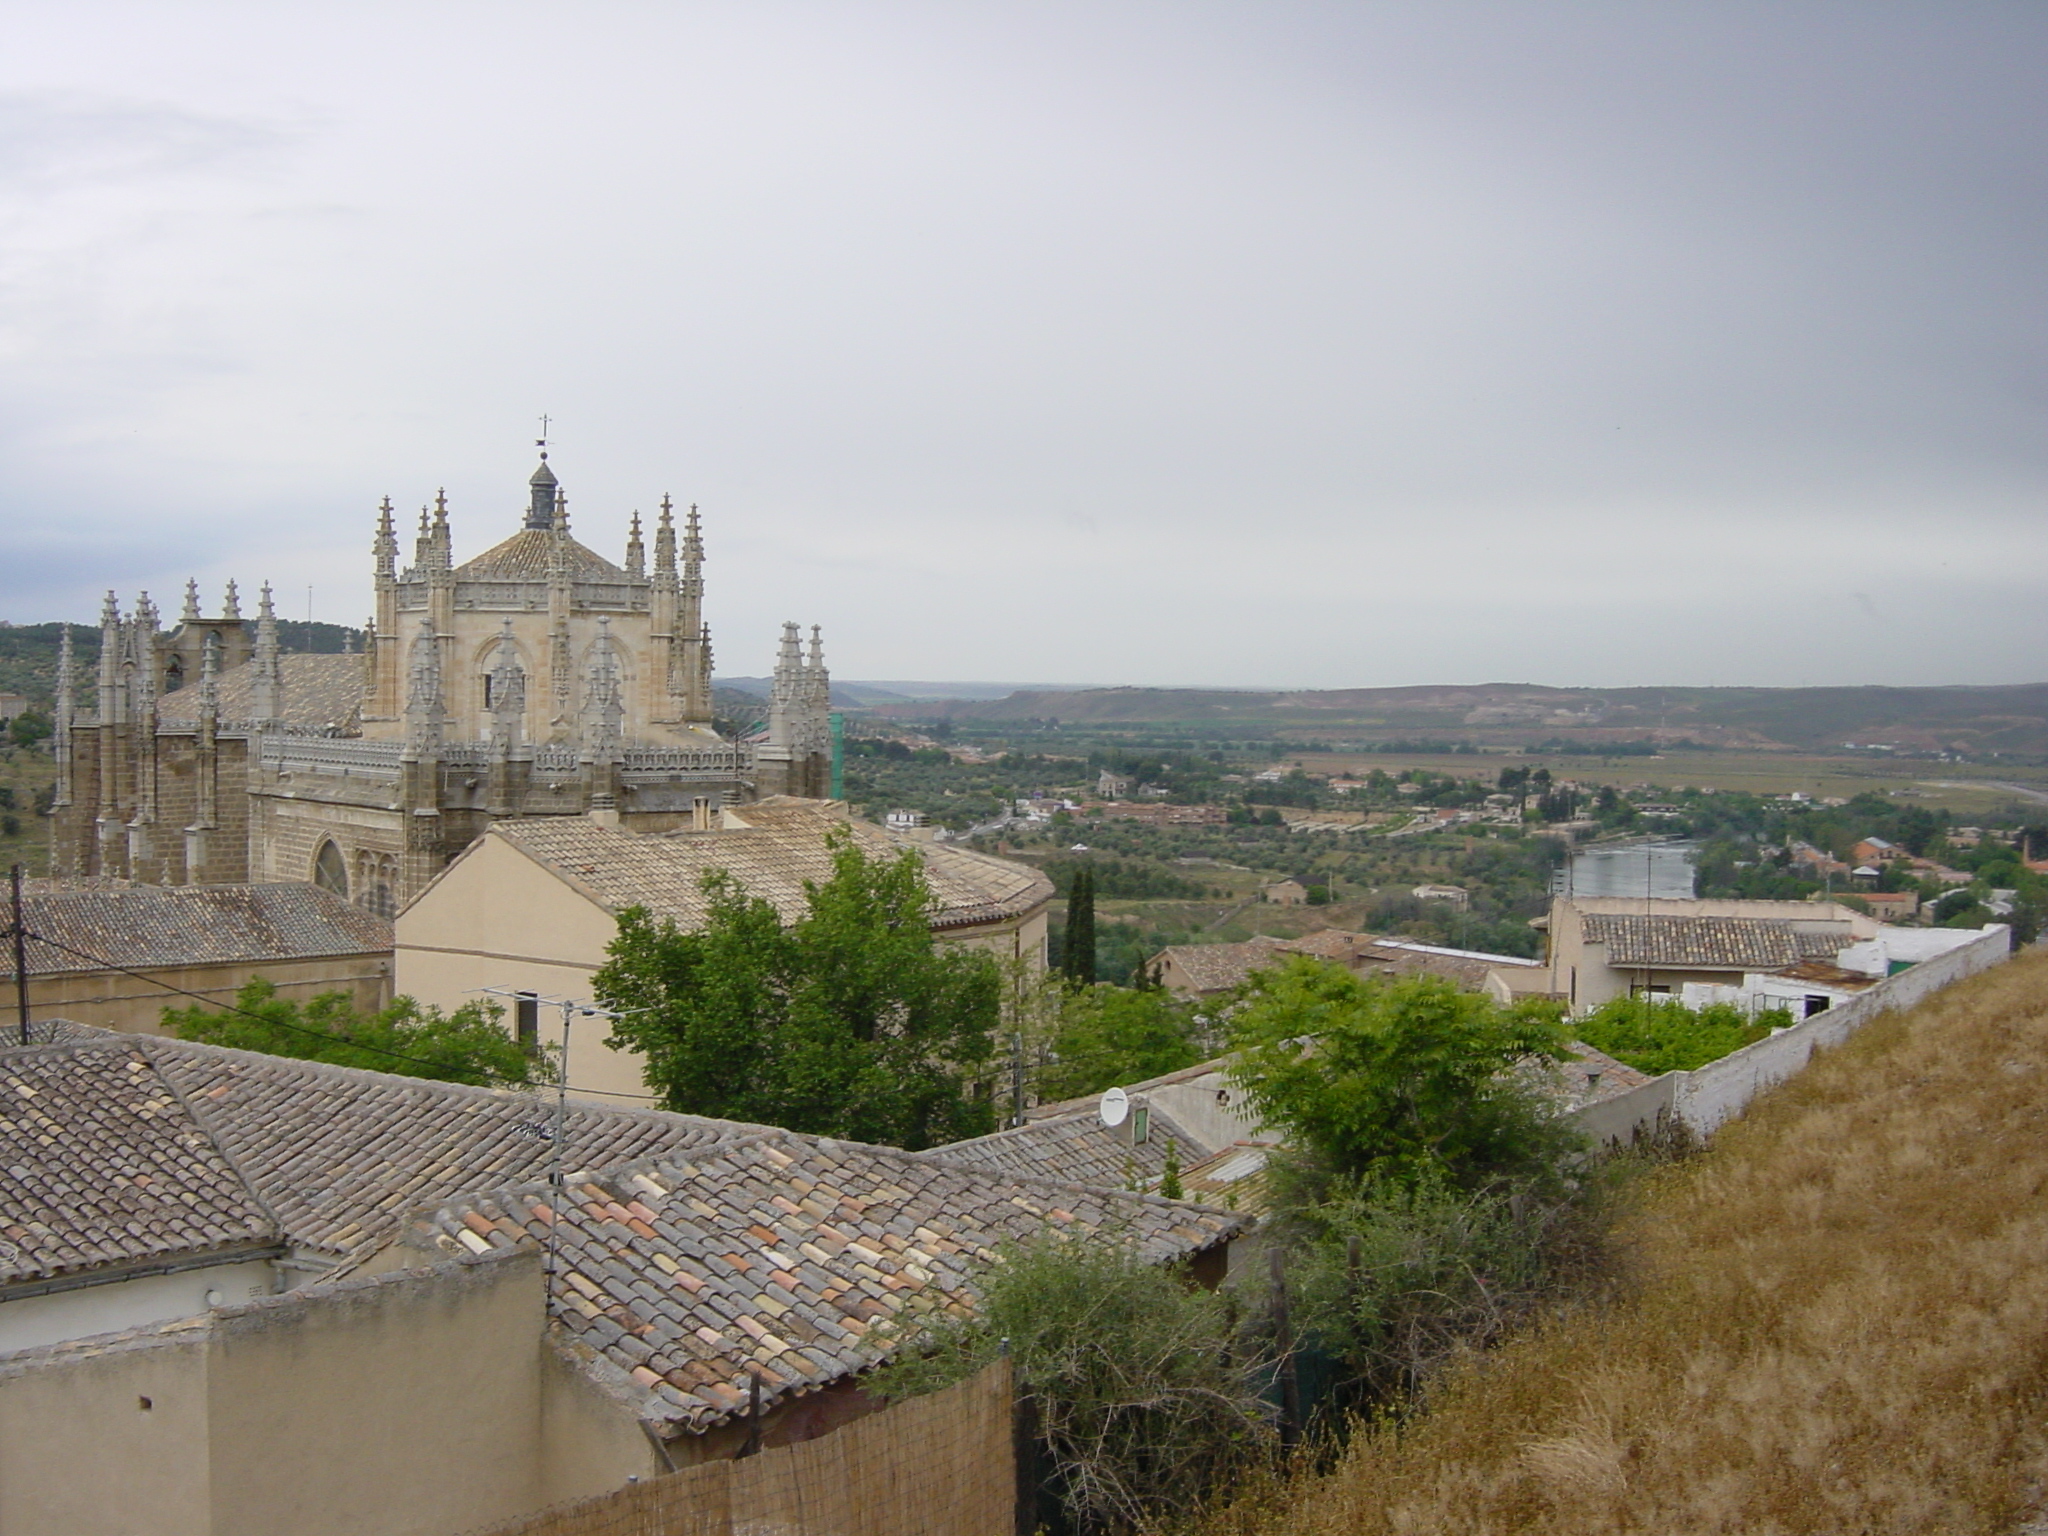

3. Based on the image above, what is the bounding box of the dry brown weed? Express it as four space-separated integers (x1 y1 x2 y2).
1197 949 2048 1535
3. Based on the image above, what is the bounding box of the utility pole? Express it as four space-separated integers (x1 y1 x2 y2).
479 987 634 1300
11 864 28 1046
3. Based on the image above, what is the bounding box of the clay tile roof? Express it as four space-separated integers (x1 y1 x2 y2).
12 882 391 978
491 804 1052 931
419 1130 1247 1431
159 653 366 732
1155 937 1291 994
920 1102 1216 1190
0 1038 280 1288
1581 914 1843 971
137 1034 764 1264
453 529 630 582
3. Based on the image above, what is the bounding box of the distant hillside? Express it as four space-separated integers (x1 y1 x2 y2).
0 620 362 708
875 681 2048 755
715 677 1082 707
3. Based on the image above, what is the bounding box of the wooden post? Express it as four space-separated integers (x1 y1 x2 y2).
739 1371 763 1459
1271 1246 1300 1452
11 865 27 1047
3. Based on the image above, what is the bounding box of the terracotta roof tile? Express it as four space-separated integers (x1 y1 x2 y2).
0 1038 279 1288
453 529 630 582
158 653 366 732
491 803 1052 931
922 1103 1214 1191
13 881 390 977
417 1131 1245 1431
1582 914 1844 970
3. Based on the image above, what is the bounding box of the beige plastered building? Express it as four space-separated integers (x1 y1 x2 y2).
11 880 392 1035
396 798 1054 1103
1542 895 1883 1014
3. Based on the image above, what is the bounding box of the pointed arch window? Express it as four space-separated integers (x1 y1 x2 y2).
313 840 348 898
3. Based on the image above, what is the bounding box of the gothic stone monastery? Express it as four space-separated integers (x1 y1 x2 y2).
50 456 835 913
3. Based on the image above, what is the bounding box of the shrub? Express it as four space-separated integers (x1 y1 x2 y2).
1227 961 1578 1190
872 1237 1274 1531
1572 995 1788 1075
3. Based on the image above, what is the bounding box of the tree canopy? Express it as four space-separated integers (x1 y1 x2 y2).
594 828 1001 1148
1226 958 1574 1187
1039 983 1203 1101
163 978 543 1087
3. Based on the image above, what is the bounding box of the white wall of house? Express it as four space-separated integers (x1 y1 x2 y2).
0 1256 279 1356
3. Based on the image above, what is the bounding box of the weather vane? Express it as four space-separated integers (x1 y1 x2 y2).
537 413 552 460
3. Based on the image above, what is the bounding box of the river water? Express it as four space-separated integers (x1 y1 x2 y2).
1559 840 1698 900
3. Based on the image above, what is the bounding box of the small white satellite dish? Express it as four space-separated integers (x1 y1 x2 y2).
1099 1086 1129 1128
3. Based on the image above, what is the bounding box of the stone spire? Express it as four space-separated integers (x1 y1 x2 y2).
223 580 242 621
404 618 444 757
653 495 677 588
97 592 122 726
184 630 222 882
525 456 558 531
181 579 201 624
51 623 73 812
414 507 434 569
625 510 646 578
580 617 624 766
488 619 526 751
766 621 805 749
430 489 452 570
374 496 398 581
682 503 704 585
250 582 283 728
553 486 569 535
199 631 221 718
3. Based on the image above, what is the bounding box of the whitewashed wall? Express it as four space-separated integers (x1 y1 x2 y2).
1574 925 2013 1144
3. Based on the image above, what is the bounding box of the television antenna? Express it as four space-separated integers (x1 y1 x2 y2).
478 987 638 1300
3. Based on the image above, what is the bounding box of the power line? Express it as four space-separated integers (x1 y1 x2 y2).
7 926 538 1088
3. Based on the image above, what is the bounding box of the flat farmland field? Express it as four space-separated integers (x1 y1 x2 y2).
1288 749 2048 810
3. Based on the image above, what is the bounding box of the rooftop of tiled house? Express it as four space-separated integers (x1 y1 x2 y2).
3 1026 1244 1433
485 802 1053 931
416 1130 1244 1433
10 880 391 977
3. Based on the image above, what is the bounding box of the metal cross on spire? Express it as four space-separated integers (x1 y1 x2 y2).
536 414 552 459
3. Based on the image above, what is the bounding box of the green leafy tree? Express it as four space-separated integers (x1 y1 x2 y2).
1571 994 1788 1075
163 978 543 1086
1226 958 1575 1188
1040 984 1202 1100
1060 865 1098 987
595 828 1000 1148
8 710 53 749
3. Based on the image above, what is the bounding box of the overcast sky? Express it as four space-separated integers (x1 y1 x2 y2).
3 2 2042 688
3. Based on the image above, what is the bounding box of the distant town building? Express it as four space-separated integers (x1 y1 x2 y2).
1261 879 1309 905
1412 883 1470 910
0 692 29 722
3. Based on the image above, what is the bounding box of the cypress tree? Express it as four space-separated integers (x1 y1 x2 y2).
1063 866 1098 987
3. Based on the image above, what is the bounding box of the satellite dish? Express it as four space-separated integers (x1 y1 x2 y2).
1099 1086 1129 1128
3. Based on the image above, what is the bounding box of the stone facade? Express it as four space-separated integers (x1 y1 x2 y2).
51 456 834 909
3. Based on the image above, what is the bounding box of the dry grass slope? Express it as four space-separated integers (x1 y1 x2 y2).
1204 948 2048 1535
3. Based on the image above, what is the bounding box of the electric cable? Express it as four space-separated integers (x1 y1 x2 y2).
7 925 538 1088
